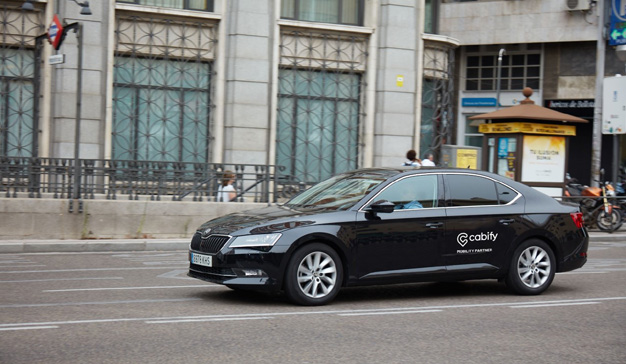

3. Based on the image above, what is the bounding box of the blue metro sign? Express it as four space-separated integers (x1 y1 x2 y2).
609 0 626 46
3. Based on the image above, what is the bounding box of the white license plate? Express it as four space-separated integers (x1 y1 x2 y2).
191 252 212 267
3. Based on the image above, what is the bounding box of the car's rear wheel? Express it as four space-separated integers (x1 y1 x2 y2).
505 239 555 295
284 243 343 306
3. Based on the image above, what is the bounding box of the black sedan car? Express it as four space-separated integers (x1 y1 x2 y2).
188 168 588 305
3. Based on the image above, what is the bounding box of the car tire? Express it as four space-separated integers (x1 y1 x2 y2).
505 239 555 295
284 243 343 306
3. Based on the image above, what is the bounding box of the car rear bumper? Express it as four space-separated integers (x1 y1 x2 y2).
558 236 589 272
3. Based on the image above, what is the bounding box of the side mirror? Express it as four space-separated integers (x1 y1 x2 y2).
366 200 395 214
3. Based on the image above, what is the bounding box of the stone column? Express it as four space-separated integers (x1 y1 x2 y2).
221 0 274 165
374 0 421 167
50 0 110 160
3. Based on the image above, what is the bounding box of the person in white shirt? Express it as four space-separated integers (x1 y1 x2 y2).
217 170 237 202
421 153 436 166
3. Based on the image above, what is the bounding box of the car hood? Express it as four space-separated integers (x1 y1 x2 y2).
196 205 325 236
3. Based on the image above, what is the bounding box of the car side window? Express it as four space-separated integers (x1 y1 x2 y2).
374 175 439 210
446 174 498 207
496 182 518 204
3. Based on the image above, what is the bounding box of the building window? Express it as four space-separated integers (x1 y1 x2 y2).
421 79 437 156
463 115 483 147
0 49 36 158
281 0 364 26
277 69 361 183
465 52 540 91
113 58 211 163
0 3 44 159
424 0 439 34
278 30 367 184
117 0 214 11
113 16 216 163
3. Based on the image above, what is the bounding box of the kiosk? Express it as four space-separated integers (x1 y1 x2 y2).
469 88 587 197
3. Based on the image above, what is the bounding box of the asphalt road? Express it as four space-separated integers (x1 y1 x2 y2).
1 240 625 364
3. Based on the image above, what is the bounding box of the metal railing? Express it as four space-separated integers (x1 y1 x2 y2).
0 157 305 210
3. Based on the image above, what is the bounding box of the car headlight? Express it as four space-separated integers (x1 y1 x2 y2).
229 233 282 248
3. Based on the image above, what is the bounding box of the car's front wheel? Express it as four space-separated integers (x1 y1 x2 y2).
505 239 555 295
284 243 343 306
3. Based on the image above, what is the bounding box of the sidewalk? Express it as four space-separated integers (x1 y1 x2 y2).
0 238 190 253
0 230 623 254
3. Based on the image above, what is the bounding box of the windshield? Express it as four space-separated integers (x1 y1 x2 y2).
285 173 387 211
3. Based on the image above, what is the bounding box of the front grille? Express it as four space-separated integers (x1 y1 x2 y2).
190 264 236 277
190 233 231 254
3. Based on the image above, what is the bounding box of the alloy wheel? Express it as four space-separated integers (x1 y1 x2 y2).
296 251 338 299
516 246 551 289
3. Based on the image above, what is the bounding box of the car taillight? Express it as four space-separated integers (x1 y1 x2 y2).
570 212 584 229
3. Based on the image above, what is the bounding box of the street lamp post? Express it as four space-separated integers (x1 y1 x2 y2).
496 48 506 110
63 22 83 212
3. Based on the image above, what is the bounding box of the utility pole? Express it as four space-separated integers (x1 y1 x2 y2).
591 0 606 186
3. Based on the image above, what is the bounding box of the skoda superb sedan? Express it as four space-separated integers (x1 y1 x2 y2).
188 168 588 305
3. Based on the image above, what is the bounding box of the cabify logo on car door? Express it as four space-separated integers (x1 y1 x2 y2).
456 231 498 253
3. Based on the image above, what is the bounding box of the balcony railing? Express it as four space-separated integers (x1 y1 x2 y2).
0 157 305 210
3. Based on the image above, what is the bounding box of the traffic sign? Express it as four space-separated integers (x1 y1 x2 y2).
49 54 65 65
609 0 626 46
48 14 64 50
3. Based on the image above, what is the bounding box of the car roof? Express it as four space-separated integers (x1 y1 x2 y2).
344 167 547 198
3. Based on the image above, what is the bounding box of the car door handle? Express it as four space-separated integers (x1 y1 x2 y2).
425 222 444 229
499 219 515 225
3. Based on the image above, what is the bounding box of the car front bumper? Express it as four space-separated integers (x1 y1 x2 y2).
188 248 286 291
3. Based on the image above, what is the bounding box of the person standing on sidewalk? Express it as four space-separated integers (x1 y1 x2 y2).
217 170 237 202
403 150 421 167
421 153 436 166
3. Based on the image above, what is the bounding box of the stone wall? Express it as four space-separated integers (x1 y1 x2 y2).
439 0 597 45
0 198 264 240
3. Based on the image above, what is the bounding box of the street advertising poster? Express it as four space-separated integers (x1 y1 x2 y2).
455 149 478 169
521 135 565 183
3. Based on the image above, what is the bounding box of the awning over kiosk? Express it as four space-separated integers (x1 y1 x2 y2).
469 88 588 124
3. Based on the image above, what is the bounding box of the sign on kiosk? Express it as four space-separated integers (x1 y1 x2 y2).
603 76 626 134
48 14 64 50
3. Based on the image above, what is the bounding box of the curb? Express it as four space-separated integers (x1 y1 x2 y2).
588 231 626 243
0 239 189 254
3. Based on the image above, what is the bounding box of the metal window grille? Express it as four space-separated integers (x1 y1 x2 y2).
277 30 367 184
422 44 456 160
113 15 217 164
0 5 44 158
116 0 214 12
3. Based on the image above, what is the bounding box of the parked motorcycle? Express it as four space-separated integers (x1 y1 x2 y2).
612 167 626 221
564 172 622 232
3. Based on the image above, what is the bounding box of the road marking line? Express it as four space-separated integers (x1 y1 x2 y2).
510 302 600 308
0 298 202 309
43 285 219 292
0 326 58 331
146 317 273 324
338 309 442 317
1 296 624 328
0 277 124 283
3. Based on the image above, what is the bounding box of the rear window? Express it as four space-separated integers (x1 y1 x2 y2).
446 174 499 207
